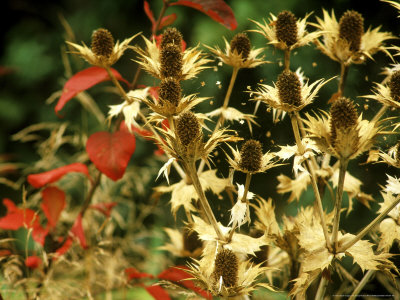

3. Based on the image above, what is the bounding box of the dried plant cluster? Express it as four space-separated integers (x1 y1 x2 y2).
2 1 400 299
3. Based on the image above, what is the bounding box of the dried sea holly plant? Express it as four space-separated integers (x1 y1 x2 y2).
1 1 400 300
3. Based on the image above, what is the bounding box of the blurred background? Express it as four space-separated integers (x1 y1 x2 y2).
0 0 399 296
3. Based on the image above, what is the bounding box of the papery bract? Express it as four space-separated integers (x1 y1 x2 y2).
86 130 136 181
41 186 66 229
55 66 128 115
27 163 91 188
171 0 237 30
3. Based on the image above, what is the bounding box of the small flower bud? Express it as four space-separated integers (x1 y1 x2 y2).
182 226 202 253
275 11 298 47
91 28 114 58
330 97 358 147
159 77 181 107
176 111 201 146
212 249 238 288
230 33 251 61
276 70 302 107
239 139 263 172
339 10 364 52
389 70 400 102
161 27 183 49
160 43 183 79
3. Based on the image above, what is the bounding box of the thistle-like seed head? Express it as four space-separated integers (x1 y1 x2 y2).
330 97 358 147
160 43 183 79
230 33 251 61
182 226 202 253
275 11 298 47
159 77 181 107
389 70 400 102
161 27 183 49
239 139 263 172
396 141 400 162
339 10 364 52
212 249 238 288
276 70 302 107
176 111 201 146
91 28 114 58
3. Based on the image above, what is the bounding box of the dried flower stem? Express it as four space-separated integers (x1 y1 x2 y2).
284 49 291 71
198 66 239 173
184 161 225 241
315 277 328 300
371 105 388 123
290 112 332 251
331 158 349 252
348 270 375 300
338 62 349 95
339 194 400 252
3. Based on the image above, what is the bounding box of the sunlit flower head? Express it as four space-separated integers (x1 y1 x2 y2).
206 33 267 69
378 191 400 251
364 69 400 109
67 29 140 68
251 11 321 51
134 36 211 81
378 141 400 168
251 69 331 113
312 9 394 65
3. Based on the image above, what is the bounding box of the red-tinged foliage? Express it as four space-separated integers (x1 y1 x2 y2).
159 13 178 30
71 214 87 249
0 249 12 256
171 0 237 30
54 237 73 257
144 1 177 32
90 202 118 217
55 67 129 116
0 199 48 246
86 130 136 181
144 1 156 26
145 285 171 300
27 163 91 188
41 186 66 229
25 255 42 269
125 267 154 280
158 266 212 299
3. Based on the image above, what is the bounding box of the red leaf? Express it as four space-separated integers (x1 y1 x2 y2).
158 266 212 299
0 249 12 256
145 285 171 300
125 267 154 280
55 67 128 115
171 0 237 30
90 202 118 217
71 214 87 249
158 13 177 31
86 131 136 181
144 1 156 26
25 255 42 269
28 163 91 189
54 237 73 257
41 187 66 229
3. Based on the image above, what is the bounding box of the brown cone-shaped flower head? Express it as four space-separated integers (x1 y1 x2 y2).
91 28 114 58
330 97 358 145
159 77 181 107
160 43 183 79
161 27 183 49
230 33 251 61
389 70 400 102
239 139 263 172
276 70 302 107
176 111 201 146
339 10 364 52
182 226 202 253
275 11 298 47
395 141 400 163
212 249 238 288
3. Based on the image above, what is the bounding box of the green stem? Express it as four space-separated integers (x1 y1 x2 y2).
331 158 349 252
339 194 400 252
348 270 375 300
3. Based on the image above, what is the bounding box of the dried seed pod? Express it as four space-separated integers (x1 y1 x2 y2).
339 10 364 52
239 139 263 172
230 33 251 61
159 77 181 107
212 249 238 288
275 11 298 47
389 70 400 102
91 28 114 58
182 226 202 253
161 27 183 49
330 97 358 147
160 43 183 79
276 70 302 107
176 111 201 146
